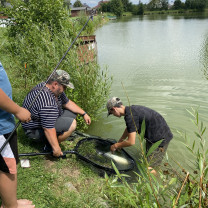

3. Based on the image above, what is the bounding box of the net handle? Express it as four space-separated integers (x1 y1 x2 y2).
19 150 76 157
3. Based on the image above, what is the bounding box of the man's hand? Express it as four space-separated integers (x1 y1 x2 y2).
0 89 31 122
44 128 63 157
83 114 91 125
63 101 91 125
52 146 63 157
110 143 118 153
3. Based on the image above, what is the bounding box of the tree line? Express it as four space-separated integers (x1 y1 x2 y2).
1 0 207 17
99 0 208 16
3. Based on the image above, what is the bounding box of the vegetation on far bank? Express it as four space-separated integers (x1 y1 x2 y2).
143 8 208 15
98 0 208 16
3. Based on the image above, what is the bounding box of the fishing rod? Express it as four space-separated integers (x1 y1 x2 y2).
0 11 94 154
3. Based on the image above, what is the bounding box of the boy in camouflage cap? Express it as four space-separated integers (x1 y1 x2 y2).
106 97 173 171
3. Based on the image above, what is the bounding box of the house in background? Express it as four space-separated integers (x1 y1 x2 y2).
70 7 87 17
70 7 95 17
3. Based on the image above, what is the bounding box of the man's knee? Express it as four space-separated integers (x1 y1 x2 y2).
70 119 77 132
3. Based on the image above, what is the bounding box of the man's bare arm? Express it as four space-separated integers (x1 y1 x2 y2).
111 131 136 152
43 128 63 157
63 100 91 125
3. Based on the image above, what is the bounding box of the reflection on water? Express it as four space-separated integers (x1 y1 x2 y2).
87 14 208 172
200 36 208 79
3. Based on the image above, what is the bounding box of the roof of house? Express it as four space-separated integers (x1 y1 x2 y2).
71 7 87 11
83 3 90 8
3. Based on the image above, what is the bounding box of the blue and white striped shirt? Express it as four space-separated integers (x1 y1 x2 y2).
22 82 69 129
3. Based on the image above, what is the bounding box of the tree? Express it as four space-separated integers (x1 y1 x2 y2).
126 2 133 12
161 0 168 10
138 2 144 15
73 0 82 7
64 0 71 9
99 1 111 12
147 0 169 10
185 0 206 11
147 0 161 11
111 0 124 17
173 0 182 9
121 0 132 12
0 0 6 7
195 0 206 11
4 0 70 38
138 1 144 15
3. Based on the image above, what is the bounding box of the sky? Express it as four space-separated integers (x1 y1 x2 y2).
70 0 150 8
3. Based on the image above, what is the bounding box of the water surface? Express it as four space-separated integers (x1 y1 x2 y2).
87 14 208 171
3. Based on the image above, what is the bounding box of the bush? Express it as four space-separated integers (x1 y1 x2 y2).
1 0 112 130
2 21 111 129
3 0 71 38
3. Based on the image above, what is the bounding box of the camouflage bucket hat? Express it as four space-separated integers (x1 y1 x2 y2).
51 70 74 89
106 97 123 116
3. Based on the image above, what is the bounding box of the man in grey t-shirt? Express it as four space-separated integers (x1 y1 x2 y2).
106 97 173 169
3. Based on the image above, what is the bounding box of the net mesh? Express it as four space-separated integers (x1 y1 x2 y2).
75 137 135 172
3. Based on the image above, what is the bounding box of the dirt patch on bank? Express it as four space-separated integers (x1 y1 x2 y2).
44 157 81 178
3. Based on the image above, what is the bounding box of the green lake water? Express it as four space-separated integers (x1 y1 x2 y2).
87 13 208 172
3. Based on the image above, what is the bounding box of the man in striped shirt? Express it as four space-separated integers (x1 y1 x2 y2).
22 70 91 157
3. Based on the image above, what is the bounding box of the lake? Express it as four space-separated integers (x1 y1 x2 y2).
87 13 208 172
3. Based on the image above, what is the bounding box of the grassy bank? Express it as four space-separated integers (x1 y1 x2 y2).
0 19 112 207
16 129 109 208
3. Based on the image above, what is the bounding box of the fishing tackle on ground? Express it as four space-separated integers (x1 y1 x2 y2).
19 137 135 173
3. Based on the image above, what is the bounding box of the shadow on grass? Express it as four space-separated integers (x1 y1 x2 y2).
17 127 44 154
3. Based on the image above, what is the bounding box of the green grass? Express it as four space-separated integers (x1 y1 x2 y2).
0 27 110 207
5 128 109 208
0 28 9 64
